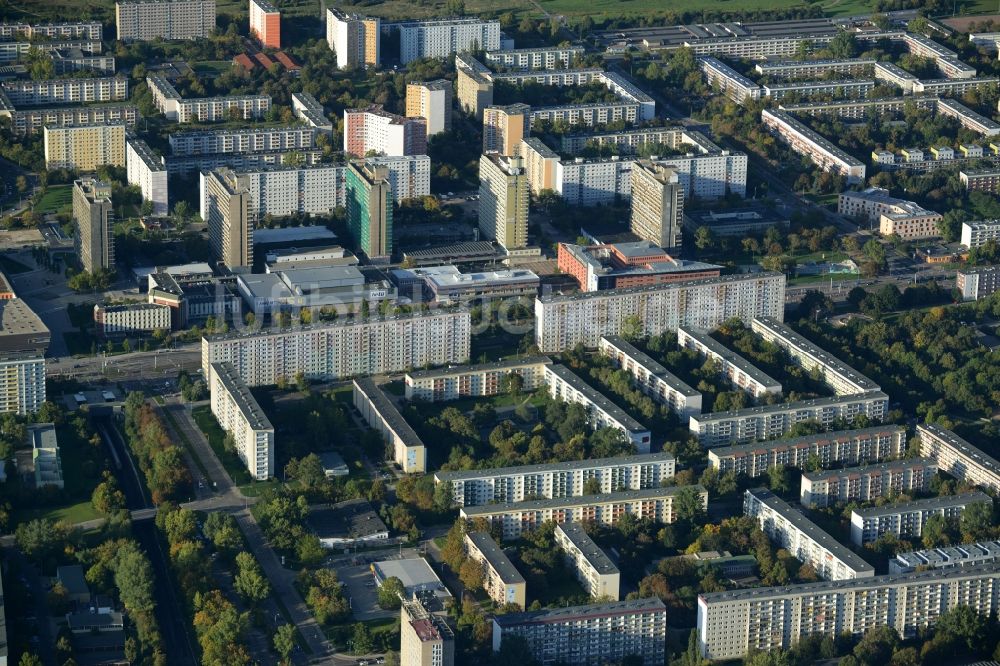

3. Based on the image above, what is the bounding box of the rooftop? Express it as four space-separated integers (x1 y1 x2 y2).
461 485 704 516
373 558 445 593
600 335 700 398
700 560 1000 604
307 499 389 539
210 362 273 431
555 523 619 575
493 597 665 627
205 309 462 343
353 377 424 448
435 452 674 483
678 326 782 390
0 298 48 342
538 271 782 304
802 457 936 481
252 226 338 245
407 355 551 380
852 490 992 518
747 488 874 575
763 109 864 167
691 390 888 422
466 531 525 584
546 364 648 433
893 540 1000 569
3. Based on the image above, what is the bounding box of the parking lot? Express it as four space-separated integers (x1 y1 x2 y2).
336 547 423 621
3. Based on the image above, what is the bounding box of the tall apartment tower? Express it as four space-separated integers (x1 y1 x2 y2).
405 80 453 136
326 8 380 69
72 178 115 273
345 161 393 261
401 597 455 666
249 0 280 48
479 152 529 250
116 0 216 41
630 160 684 250
200 169 253 270
483 104 530 156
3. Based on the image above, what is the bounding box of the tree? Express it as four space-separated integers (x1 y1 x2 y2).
694 226 715 250
92 472 126 514
674 486 705 522
459 558 484 591
621 314 644 341
18 655 43 666
377 576 405 610
961 501 994 542
273 625 296 664
351 623 374 655
582 477 602 495
921 514 952 549
234 552 270 606
15 519 64 561
853 625 899 665
115 546 155 615
203 511 242 554
494 635 540 666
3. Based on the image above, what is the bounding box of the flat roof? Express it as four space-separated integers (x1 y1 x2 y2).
747 488 874 575
555 523 619 575
462 485 704 516
894 540 1000 569
353 377 424 448
802 457 936 481
852 490 992 518
545 364 648 433
537 271 783 304
691 390 888 423
210 362 273 431
407 355 551 380
700 560 1000 604
205 309 463 342
466 531 525 584
253 225 337 245
600 335 700 398
763 109 864 167
678 327 782 390
372 558 443 591
435 452 674 483
494 597 664 627
0 298 49 340
402 241 498 260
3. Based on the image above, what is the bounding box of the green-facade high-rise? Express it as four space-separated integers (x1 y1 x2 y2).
345 161 393 261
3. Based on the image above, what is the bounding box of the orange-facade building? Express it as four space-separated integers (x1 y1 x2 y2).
249 0 280 48
557 240 722 292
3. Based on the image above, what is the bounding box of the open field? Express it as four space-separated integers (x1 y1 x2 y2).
34 185 73 215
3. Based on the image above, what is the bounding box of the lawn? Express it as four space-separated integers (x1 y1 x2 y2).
193 60 235 76
34 185 73 215
14 500 101 526
191 406 254 485
787 272 862 286
793 250 849 264
0 255 32 274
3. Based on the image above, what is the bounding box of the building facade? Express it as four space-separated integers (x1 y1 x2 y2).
849 491 993 545
957 265 1000 301
599 335 702 418
345 161 393 261
677 326 782 398
73 178 115 273
404 356 551 401
405 80 452 136
326 9 380 69
838 188 942 240
126 137 168 216
435 452 676 507
401 597 455 666
344 105 427 157
201 168 253 269
395 18 501 63
147 74 270 123
93 303 171 338
554 523 621 600
630 161 684 250
0 354 46 415
116 0 216 40
464 531 527 609
249 0 280 48
44 123 125 171
918 423 1000 493
209 362 274 480
353 377 425 473
483 104 530 156
2 77 127 106
479 152 529 250
800 458 937 508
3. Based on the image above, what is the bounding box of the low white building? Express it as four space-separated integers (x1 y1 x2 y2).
93 303 171 338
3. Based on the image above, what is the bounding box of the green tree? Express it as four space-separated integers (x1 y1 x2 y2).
621 314 644 341
115 545 155 615
15 519 64 561
377 576 405 610
234 552 270 606
674 486 705 522
459 558 484 591
694 226 715 250
351 623 374 655
273 624 296 664
961 501 994 542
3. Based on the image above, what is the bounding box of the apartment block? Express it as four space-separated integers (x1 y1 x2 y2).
27 423 62 488
344 105 427 157
209 362 274 480
901 33 975 78
873 61 921 93
745 488 875 580
761 109 865 183
698 562 1000 661
404 356 551 401
201 168 253 269
169 126 315 156
455 54 494 118
957 265 1000 301
757 58 876 79
126 137 168 216
750 317 880 395
918 423 1000 493
165 150 324 176
961 167 1000 193
291 92 332 133
517 137 558 194
395 18 500 64
493 598 665 666
677 326 782 398
0 354 46 415
405 80 452 136
479 152 529 250
690 391 890 448
93 303 171 338
599 335 702 419
800 458 937 508
2 77 127 106
5 103 138 136
353 377 425 473
345 161 393 261
0 38 102 64
0 21 102 40
709 425 908 477
556 241 721 293
326 9 380 69
401 597 455 666
850 491 993 545
698 56 762 103
779 96 937 121
365 154 432 202
630 160 684 250
44 123 125 171
935 97 1000 137
544 364 651 453
534 272 786 352
434 452 676 507
483 104 530 156
249 0 280 48
116 0 216 40
73 178 115 273
890 540 1000 574
555 156 632 206
763 79 875 100
559 126 716 156
554 523 621 600
464 532 526 608
202 311 470 386
485 46 583 70
462 486 707 539
838 188 942 240
212 164 346 220
147 74 270 123
961 220 1000 249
